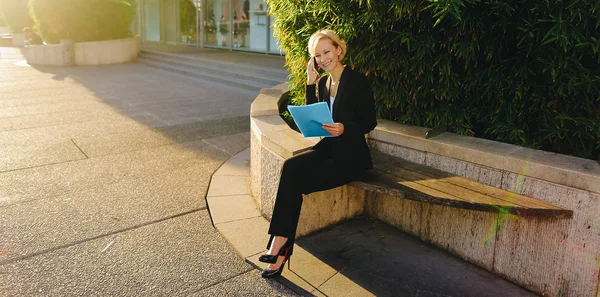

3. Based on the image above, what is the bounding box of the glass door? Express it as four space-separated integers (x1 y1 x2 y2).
145 0 161 42
164 0 178 44
179 0 199 45
236 0 267 52
204 0 231 47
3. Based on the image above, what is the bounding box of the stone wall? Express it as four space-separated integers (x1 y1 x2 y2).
250 84 600 297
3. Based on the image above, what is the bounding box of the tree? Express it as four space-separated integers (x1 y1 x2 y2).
29 0 136 44
0 0 33 33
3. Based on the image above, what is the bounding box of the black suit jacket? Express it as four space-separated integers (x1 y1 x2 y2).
305 66 377 172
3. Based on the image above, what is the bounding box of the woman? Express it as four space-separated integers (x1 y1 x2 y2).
260 29 377 278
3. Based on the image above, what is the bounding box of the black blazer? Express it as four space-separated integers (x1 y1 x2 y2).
305 66 377 172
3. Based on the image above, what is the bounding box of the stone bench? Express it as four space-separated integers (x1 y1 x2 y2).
353 151 572 218
250 83 600 297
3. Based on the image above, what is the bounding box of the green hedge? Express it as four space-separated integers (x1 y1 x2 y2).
29 0 136 44
0 0 33 33
268 0 600 159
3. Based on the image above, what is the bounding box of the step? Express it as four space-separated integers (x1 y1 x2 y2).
139 53 285 87
140 49 289 79
137 57 273 93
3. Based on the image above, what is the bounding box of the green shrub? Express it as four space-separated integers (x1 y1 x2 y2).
0 0 33 33
268 0 600 159
29 0 136 44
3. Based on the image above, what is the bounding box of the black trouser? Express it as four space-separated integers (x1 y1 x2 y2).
267 149 359 241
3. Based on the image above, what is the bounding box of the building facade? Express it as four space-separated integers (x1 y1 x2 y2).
136 0 282 54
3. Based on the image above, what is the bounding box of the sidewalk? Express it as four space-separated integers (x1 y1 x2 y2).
0 46 298 296
207 149 540 297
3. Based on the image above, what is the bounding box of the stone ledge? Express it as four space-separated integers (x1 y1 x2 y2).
370 120 600 194
250 114 292 146
250 92 282 117
262 128 317 160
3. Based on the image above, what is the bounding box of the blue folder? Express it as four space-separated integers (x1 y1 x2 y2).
287 102 334 138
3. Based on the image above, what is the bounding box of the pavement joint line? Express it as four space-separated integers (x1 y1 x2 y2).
0 191 72 209
201 140 234 157
66 140 180 159
0 207 207 266
184 267 255 296
0 119 96 133
0 107 102 121
213 215 261 227
70 139 89 159
246 250 265 259
206 193 251 198
213 215 263 226
0 156 88 174
315 268 341 290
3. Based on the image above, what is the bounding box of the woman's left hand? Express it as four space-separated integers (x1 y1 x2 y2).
322 123 344 137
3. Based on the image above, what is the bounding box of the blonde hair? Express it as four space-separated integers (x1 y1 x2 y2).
308 30 347 61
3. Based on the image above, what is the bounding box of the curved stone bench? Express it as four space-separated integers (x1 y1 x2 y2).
250 83 600 297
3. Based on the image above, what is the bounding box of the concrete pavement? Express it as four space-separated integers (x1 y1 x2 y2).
0 46 297 296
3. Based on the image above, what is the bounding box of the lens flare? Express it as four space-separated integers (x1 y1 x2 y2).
482 156 531 247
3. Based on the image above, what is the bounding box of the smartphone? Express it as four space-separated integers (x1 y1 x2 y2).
312 56 324 74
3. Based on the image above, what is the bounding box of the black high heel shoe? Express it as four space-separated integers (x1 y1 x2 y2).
261 247 292 278
259 235 294 264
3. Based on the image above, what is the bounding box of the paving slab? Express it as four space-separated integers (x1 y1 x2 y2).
154 116 250 144
0 109 120 132
215 217 271 258
317 269 381 297
207 176 251 197
0 94 96 109
202 132 251 157
0 212 252 297
0 139 227 206
0 162 216 263
72 129 175 157
0 140 87 172
0 119 149 146
0 101 106 118
212 148 251 177
246 253 321 296
189 270 300 297
207 195 261 224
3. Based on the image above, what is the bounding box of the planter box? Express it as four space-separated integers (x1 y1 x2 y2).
74 37 140 66
23 43 68 66
24 37 140 66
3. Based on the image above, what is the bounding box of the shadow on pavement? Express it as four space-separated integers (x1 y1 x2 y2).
295 217 539 297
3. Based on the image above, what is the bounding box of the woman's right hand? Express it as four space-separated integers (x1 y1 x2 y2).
307 57 317 85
